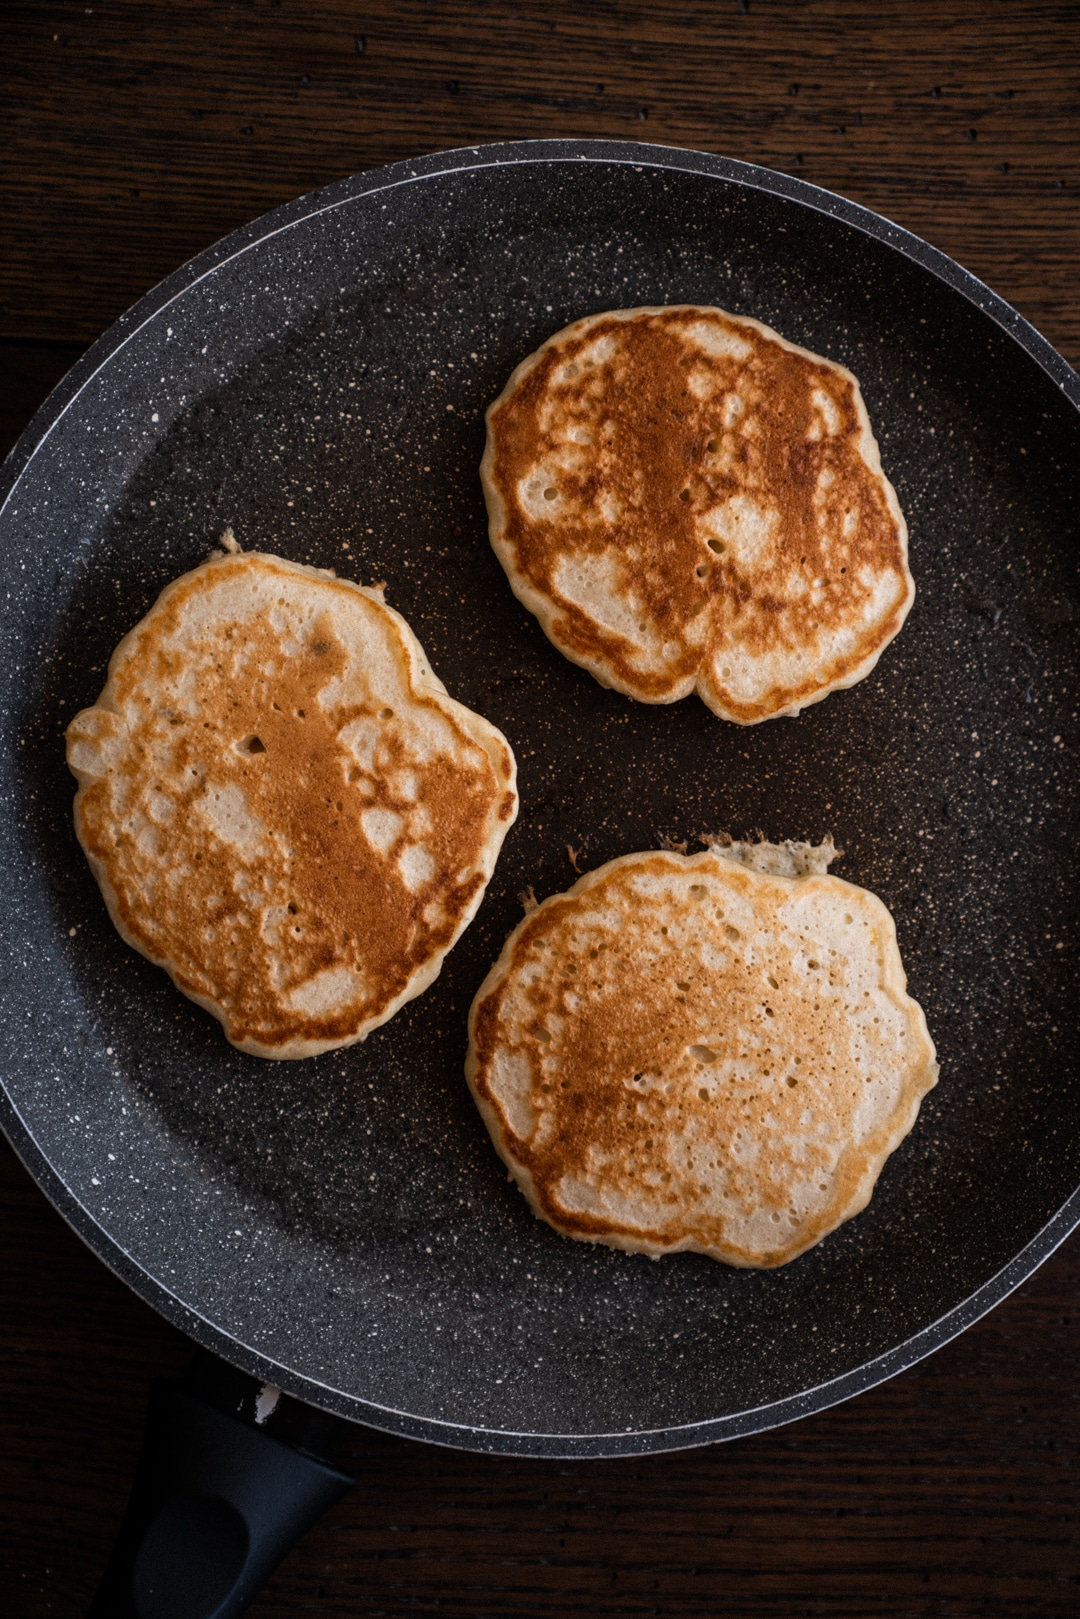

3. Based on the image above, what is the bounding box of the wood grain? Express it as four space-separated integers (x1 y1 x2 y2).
3 3 1079 1615
4 2 1080 360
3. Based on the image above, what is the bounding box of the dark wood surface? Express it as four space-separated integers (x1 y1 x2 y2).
3 4 1079 1614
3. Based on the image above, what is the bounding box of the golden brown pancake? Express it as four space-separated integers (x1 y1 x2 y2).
467 844 937 1267
482 305 914 724
66 550 518 1058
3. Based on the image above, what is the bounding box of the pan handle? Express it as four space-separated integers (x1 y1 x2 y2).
88 1351 353 1619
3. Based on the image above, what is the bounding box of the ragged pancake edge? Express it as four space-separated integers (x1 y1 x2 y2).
466 848 938 1267
67 550 518 1060
481 305 914 725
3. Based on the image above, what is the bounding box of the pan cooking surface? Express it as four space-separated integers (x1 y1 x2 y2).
1 143 1078 1456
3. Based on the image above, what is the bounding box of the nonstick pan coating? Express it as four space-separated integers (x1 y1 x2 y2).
1 141 1078 1459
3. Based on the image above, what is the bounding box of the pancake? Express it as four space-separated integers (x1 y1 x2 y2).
481 305 914 724
66 548 518 1059
466 843 937 1267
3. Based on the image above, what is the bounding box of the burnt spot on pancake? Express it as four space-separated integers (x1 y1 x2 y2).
483 306 914 724
67 553 518 1057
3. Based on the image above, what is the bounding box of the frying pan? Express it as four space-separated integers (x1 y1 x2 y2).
2 139 1079 1614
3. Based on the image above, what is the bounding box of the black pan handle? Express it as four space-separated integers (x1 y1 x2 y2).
88 1350 353 1619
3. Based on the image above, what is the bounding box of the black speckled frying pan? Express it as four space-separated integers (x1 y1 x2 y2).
3 142 1079 1499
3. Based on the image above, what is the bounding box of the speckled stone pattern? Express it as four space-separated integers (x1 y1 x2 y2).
0 143 1078 1457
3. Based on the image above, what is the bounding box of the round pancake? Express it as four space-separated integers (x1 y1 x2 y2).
466 847 937 1267
66 550 518 1059
481 305 914 724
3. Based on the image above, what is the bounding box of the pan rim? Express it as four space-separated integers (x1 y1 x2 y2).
2 137 1079 1457
5 1079 1080 1458
4 137 1078 509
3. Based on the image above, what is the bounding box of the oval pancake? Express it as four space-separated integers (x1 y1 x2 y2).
482 305 914 724
66 550 518 1058
466 846 937 1267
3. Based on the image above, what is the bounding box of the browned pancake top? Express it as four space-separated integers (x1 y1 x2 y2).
467 850 937 1267
484 306 912 723
67 554 516 1055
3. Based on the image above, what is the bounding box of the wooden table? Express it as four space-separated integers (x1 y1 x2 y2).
3 5 1079 1614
